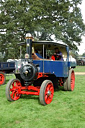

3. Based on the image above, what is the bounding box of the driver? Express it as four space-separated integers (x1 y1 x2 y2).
51 47 63 61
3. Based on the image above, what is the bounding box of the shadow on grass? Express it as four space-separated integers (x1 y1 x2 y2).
54 86 64 92
20 94 41 105
5 79 10 84
21 94 39 100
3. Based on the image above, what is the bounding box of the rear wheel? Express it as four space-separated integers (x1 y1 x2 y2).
6 78 22 101
0 72 6 85
39 80 54 105
64 69 75 91
68 69 75 91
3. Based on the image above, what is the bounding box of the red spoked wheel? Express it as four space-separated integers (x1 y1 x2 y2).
39 80 54 105
0 72 6 85
6 79 22 101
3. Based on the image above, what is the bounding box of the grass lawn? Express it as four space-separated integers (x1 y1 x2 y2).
74 66 85 72
0 74 85 128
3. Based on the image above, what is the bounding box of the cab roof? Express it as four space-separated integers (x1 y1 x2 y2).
18 40 68 47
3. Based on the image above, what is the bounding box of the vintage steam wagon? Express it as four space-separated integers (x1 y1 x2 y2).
6 33 76 105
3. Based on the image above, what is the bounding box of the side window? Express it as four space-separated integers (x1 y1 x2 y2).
61 48 67 61
46 50 54 59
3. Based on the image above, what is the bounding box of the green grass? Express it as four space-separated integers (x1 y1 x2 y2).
0 74 85 128
74 66 85 72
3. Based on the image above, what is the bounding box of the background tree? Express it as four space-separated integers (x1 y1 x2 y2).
0 0 85 61
82 52 85 57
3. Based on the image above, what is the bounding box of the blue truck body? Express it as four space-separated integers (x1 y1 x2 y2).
33 60 68 77
33 60 76 78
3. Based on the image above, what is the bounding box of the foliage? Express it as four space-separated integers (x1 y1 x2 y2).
0 0 85 60
0 72 85 128
82 52 85 57
69 49 79 59
0 52 4 62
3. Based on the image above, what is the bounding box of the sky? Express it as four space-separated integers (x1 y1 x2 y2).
78 0 85 55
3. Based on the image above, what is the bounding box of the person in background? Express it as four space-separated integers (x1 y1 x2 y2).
51 47 63 61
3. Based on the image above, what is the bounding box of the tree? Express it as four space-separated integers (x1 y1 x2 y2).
0 0 85 60
82 52 85 57
0 52 4 62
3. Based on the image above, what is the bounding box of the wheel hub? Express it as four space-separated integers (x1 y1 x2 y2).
47 90 51 96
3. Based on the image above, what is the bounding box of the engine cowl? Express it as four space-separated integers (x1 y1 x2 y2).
20 63 38 82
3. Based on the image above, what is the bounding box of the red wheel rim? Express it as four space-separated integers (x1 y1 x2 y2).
71 71 75 91
45 82 54 104
10 80 22 100
0 74 5 85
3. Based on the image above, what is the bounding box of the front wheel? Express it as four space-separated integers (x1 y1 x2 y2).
39 80 54 105
6 79 22 101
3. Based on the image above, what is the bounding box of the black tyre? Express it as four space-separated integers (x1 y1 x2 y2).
64 69 75 91
63 78 68 91
39 80 54 105
0 72 6 85
6 78 22 101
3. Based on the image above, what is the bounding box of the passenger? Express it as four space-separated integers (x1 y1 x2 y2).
32 49 42 60
51 47 63 61
35 50 43 59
